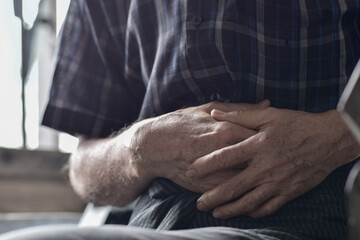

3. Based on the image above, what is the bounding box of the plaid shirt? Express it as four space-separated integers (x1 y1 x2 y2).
43 0 360 239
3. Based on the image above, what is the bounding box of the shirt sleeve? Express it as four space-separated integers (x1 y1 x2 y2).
42 0 144 138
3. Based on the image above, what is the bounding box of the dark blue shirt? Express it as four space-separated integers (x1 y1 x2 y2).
43 1 360 239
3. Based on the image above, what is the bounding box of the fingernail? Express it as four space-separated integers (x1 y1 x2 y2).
186 169 196 178
197 201 206 211
211 109 225 116
213 210 224 219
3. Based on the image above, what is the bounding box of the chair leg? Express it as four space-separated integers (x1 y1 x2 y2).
78 203 112 227
346 161 360 240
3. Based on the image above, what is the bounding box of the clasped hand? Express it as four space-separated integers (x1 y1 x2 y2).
131 101 269 193
187 106 359 219
131 101 358 219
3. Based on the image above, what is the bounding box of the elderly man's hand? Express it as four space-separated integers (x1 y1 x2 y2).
187 107 360 218
127 101 269 193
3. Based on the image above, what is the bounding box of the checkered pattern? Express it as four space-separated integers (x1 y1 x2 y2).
42 0 360 239
43 0 360 138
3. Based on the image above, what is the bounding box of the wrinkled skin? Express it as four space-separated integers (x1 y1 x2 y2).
133 101 270 193
187 107 360 219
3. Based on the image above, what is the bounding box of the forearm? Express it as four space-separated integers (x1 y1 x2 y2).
69 121 154 206
68 101 268 206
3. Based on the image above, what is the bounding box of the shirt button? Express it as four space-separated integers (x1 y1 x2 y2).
210 93 221 101
191 15 202 26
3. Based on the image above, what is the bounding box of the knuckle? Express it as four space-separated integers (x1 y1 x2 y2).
216 122 233 134
258 133 270 143
251 192 265 206
226 110 242 120
198 157 210 172
257 133 273 148
222 184 238 200
211 151 222 163
215 150 232 169
234 110 243 118
242 199 258 213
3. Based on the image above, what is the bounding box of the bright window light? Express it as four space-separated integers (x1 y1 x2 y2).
22 0 41 29
0 1 23 149
56 0 78 153
0 0 78 152
56 0 70 35
59 133 79 153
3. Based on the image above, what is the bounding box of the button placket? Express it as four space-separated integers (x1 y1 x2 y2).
191 15 202 26
210 93 221 101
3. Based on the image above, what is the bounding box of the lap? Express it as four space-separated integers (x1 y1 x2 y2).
0 225 304 240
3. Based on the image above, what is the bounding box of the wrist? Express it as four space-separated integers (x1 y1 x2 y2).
129 117 177 180
115 119 159 180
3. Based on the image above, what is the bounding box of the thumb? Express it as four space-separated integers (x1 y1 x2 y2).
211 108 267 129
203 99 270 114
225 99 271 112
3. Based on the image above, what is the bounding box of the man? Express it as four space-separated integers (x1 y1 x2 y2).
2 0 360 239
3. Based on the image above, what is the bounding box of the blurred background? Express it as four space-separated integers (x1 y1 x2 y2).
0 0 85 234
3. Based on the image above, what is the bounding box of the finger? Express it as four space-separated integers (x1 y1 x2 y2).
218 122 257 145
211 108 269 129
204 100 270 114
211 183 277 219
249 196 288 219
221 99 271 112
196 168 260 212
186 139 255 178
